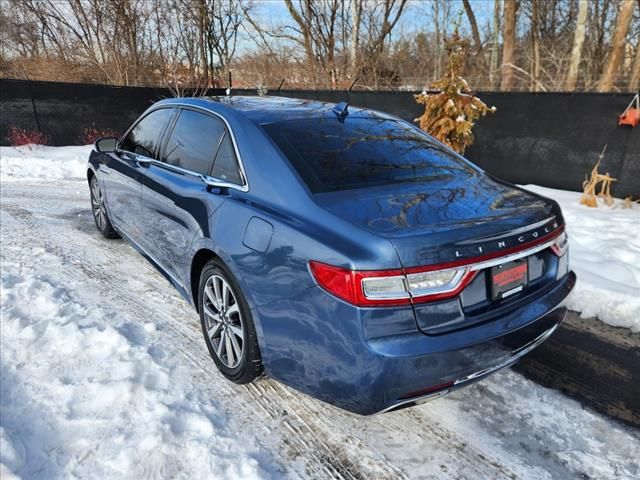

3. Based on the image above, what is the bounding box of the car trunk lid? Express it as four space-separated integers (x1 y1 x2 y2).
314 174 560 269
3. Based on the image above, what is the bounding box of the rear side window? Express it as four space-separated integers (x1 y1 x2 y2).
262 117 475 193
163 110 226 175
120 108 173 158
211 132 243 184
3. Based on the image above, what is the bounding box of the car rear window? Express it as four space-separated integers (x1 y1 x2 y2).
262 117 475 193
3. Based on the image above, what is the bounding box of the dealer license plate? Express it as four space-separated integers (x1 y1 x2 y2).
491 259 528 300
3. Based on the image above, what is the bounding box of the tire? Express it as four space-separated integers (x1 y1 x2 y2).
198 258 263 384
89 176 119 239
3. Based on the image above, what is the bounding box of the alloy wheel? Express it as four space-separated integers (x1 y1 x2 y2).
202 274 245 368
91 179 107 231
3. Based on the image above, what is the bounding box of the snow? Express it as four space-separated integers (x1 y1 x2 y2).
0 249 272 479
522 185 640 333
1 146 640 479
0 145 91 182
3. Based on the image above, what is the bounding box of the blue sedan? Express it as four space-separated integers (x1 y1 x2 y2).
87 96 575 414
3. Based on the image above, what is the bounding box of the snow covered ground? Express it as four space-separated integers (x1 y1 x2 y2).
522 185 640 333
1 146 639 479
0 145 91 182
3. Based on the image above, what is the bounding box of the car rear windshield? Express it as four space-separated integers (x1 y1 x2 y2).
262 117 475 193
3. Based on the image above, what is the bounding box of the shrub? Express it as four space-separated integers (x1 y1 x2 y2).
78 126 118 145
6 126 50 146
414 32 495 154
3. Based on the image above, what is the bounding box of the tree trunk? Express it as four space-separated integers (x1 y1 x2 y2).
630 39 640 91
490 0 501 88
462 0 488 72
597 0 635 92
350 0 361 76
500 0 518 90
565 0 589 91
530 0 541 91
284 0 315 83
198 0 209 87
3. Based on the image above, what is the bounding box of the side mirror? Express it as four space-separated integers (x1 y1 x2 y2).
95 137 118 153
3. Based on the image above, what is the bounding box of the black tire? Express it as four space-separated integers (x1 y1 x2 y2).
89 176 119 239
198 258 263 384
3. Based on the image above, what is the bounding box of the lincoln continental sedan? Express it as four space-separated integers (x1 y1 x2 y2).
87 96 575 414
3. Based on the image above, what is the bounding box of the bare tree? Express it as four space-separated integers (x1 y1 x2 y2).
462 0 488 72
565 0 589 91
204 0 251 84
427 0 454 82
598 0 636 91
359 0 407 88
2 0 639 92
350 0 363 76
630 37 640 91
489 0 502 88
529 0 541 91
501 0 518 90
283 0 343 87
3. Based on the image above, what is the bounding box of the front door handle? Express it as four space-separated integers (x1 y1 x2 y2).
133 155 153 167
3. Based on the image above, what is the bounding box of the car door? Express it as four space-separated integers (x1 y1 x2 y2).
101 107 174 240
140 107 246 283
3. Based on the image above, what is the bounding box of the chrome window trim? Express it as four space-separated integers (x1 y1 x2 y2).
144 159 246 191
118 103 250 193
167 103 249 192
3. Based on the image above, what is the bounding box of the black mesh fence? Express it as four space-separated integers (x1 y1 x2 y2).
1 79 638 197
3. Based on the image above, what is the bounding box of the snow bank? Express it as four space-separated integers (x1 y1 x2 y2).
522 185 640 332
0 145 92 181
0 246 277 480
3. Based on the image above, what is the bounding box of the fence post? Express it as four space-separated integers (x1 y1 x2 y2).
22 71 42 134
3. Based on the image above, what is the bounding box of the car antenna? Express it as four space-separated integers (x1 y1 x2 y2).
332 102 349 123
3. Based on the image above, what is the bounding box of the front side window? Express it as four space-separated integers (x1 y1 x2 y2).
120 108 173 158
163 110 225 175
262 117 477 193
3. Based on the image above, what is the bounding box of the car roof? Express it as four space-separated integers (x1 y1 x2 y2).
155 95 393 125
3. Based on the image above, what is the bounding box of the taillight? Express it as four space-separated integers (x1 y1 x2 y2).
550 231 568 257
310 226 567 307
551 231 570 279
309 261 475 307
307 261 360 305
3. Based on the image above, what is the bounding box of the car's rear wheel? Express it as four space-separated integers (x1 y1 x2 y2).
90 176 118 238
198 259 262 384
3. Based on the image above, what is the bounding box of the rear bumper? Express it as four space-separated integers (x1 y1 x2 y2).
378 313 562 413
256 271 576 415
